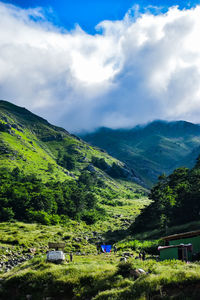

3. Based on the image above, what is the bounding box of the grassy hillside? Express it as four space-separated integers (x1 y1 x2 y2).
81 121 200 186
0 100 120 182
0 100 144 183
0 100 148 226
1 242 200 300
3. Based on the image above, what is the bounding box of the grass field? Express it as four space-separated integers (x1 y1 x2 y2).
1 220 200 299
1 253 200 299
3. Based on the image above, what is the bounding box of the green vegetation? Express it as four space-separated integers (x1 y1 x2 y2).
116 239 162 255
81 121 200 186
0 167 106 224
133 156 200 235
0 100 148 227
0 100 138 184
2 100 200 299
1 254 200 299
1 221 200 299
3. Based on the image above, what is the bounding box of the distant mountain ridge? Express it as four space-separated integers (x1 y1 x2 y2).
80 120 200 187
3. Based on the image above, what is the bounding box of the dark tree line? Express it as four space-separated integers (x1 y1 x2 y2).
133 156 200 232
0 168 105 225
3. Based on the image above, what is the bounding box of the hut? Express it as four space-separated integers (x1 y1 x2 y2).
158 229 200 261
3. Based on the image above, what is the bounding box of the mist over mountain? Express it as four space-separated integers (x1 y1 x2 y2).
80 120 200 186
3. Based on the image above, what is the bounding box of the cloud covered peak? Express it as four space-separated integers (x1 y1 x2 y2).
1 2 200 132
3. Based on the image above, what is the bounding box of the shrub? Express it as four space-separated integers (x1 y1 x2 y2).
0 207 15 221
27 210 51 225
82 211 99 225
116 262 133 277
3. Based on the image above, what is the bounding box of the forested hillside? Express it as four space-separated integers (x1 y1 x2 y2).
133 156 200 234
0 100 147 226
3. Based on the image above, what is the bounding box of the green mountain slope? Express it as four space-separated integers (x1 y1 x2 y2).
80 121 200 186
132 156 200 236
0 100 148 228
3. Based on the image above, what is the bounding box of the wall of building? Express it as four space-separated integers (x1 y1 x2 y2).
168 236 200 254
160 247 178 261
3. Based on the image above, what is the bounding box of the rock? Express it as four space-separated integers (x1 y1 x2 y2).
120 257 127 262
130 268 147 279
69 173 75 178
28 248 37 254
64 170 70 175
130 269 141 279
100 149 106 153
123 252 133 257
41 134 63 142
78 156 88 163
1 116 8 122
5 124 12 129
11 124 23 132
26 295 32 300
86 164 96 173
73 238 82 242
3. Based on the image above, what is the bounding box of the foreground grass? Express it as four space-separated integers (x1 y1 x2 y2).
1 255 200 300
1 221 200 299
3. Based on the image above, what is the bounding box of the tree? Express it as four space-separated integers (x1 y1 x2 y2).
0 207 14 221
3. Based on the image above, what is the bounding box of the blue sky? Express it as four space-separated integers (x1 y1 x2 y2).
2 0 200 33
1 1 200 132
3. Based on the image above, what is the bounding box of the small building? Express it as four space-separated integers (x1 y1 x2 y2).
158 229 200 261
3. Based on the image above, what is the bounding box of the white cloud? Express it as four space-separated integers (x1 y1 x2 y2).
1 2 200 132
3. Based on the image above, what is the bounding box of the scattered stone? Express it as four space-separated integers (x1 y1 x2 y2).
73 238 82 242
130 268 147 279
123 252 133 257
120 257 127 262
29 248 36 254
87 164 96 173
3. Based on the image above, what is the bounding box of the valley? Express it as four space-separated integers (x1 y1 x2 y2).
1 101 200 299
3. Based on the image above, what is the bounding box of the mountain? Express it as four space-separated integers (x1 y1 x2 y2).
0 100 147 226
80 120 200 187
1 101 200 300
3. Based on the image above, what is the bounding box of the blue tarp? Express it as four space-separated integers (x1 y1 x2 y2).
101 245 112 253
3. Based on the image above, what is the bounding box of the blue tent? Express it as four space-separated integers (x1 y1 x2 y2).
101 245 112 253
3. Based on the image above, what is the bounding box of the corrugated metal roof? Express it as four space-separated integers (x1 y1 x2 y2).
162 229 200 241
158 244 192 251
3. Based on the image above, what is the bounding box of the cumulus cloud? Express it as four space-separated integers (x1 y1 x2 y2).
1 2 200 132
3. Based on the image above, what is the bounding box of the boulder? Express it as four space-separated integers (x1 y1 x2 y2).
46 251 65 264
130 268 147 279
120 257 127 262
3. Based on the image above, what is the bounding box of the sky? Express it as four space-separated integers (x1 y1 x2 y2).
1 0 200 132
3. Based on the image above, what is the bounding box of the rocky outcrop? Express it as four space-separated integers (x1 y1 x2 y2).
0 249 34 273
41 134 64 142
